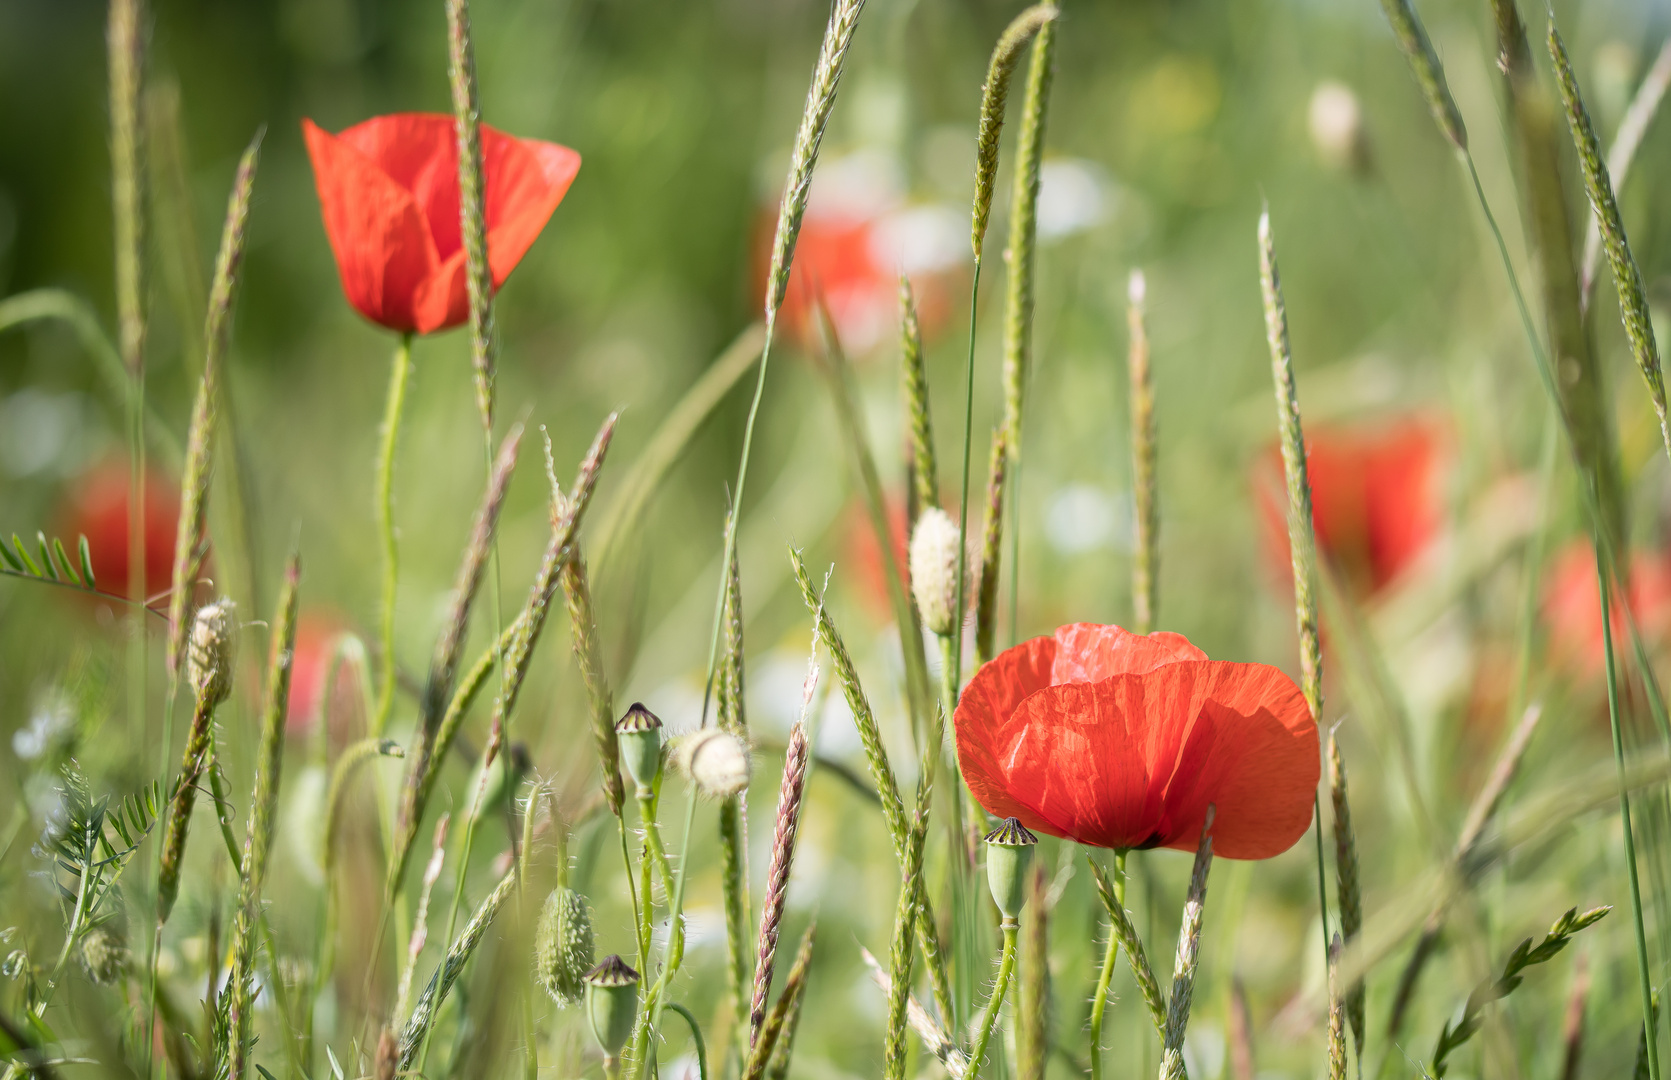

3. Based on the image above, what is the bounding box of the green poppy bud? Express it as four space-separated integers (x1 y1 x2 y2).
534 885 595 1008
585 954 641 1058
984 817 1038 922
615 703 664 798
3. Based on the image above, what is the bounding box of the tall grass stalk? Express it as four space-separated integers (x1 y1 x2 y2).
1015 863 1049 1080
1579 38 1671 312
974 429 1008 665
745 921 819 1080
398 870 519 1074
884 768 933 1080
424 416 615 1072
446 0 495 433
955 1 1056 704
163 132 260 687
1257 209 1333 967
109 0 148 767
1126 270 1156 635
790 549 952 1018
225 553 301 1080
1087 852 1134 1080
748 650 817 1048
662 11 867 1057
389 427 523 897
1549 22 1671 465
1600 558 1662 1080
1160 811 1214 1080
998 12 1055 650
1327 735 1363 1061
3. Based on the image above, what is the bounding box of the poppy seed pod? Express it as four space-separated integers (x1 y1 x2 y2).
187 600 237 707
984 817 1038 922
584 954 641 1058
909 507 965 637
615 703 664 798
534 886 595 1008
675 728 752 800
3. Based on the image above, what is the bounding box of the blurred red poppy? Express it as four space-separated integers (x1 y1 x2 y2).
756 151 961 352
302 113 581 334
287 611 361 737
1543 541 1671 676
845 493 909 622
1253 417 1447 596
61 459 179 602
955 623 1318 859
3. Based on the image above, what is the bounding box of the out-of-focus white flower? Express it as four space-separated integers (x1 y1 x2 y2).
1308 81 1369 174
1037 159 1109 240
1045 484 1129 555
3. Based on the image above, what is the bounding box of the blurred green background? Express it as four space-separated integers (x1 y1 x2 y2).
7 0 1671 1076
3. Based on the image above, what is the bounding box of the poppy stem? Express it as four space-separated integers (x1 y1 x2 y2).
1598 551 1663 1080
1087 851 1126 1080
967 921 1018 1080
373 332 413 737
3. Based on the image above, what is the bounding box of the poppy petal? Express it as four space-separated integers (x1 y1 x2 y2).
413 126 582 334
956 634 1058 753
302 119 440 333
1154 662 1318 858
1050 622 1207 683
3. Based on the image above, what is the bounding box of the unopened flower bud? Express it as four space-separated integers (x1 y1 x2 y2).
909 507 967 637
79 923 129 985
188 600 237 707
585 954 641 1058
534 886 595 1008
615 703 664 797
1308 81 1370 175
984 817 1038 923
675 728 752 800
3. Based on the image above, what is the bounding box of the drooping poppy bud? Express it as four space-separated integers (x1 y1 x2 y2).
301 113 580 335
615 703 664 798
534 886 595 1008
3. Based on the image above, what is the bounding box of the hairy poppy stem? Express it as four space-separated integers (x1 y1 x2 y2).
1087 851 1126 1080
967 921 1018 1080
373 332 413 736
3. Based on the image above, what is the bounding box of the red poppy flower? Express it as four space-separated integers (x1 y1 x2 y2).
955 623 1319 859
302 113 581 334
60 458 180 602
1253 417 1447 596
1543 541 1671 676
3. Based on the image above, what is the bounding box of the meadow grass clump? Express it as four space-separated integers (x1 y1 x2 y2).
10 1 1671 1079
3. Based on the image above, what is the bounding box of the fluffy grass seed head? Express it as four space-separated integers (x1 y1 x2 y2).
676 727 752 800
909 507 965 637
535 885 595 1008
187 598 236 706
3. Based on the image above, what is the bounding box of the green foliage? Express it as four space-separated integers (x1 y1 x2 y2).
1430 906 1611 1077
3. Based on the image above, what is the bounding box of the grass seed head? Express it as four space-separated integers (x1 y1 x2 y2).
187 598 236 707
909 507 965 637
